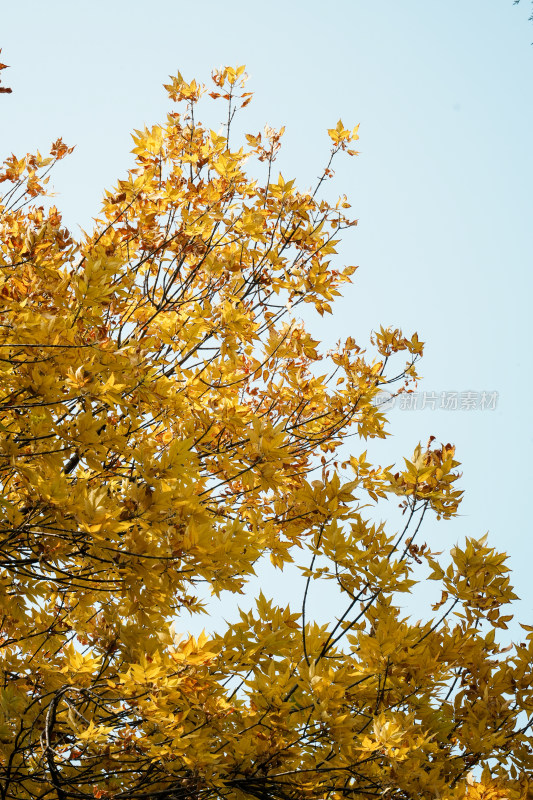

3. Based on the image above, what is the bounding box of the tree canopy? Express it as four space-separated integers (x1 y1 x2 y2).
0 66 531 800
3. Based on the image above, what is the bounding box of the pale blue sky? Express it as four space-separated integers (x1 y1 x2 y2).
1 1 531 633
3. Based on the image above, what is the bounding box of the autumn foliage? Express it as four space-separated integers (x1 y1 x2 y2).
0 65 531 800
0 52 12 95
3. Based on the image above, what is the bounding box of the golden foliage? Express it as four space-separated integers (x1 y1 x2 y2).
0 66 530 800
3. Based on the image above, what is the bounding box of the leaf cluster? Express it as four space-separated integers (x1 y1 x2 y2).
0 67 531 800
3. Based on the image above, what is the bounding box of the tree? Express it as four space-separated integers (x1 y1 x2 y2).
0 65 531 800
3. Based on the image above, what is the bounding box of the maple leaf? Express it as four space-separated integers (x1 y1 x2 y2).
0 63 528 800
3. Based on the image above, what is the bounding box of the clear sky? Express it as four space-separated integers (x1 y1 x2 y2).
1 1 531 635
